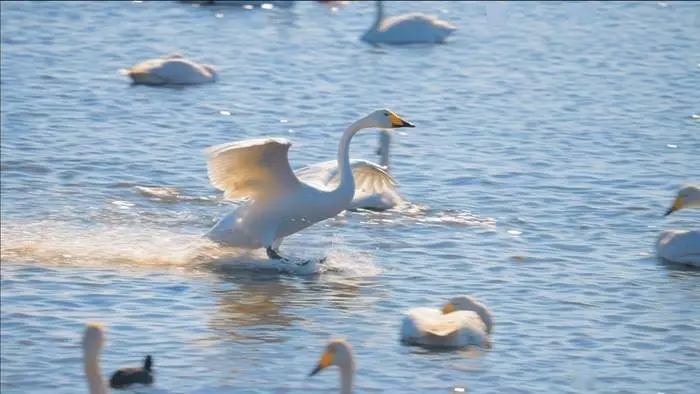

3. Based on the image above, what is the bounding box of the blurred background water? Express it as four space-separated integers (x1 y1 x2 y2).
1 1 699 393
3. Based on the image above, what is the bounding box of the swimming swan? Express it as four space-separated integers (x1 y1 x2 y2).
309 339 355 394
361 0 457 45
83 322 108 394
203 109 414 262
401 295 494 349
120 54 218 85
295 129 401 211
657 184 700 266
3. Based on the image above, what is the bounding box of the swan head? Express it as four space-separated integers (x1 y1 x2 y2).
308 339 354 377
442 295 494 334
362 109 414 130
664 184 700 216
82 322 106 356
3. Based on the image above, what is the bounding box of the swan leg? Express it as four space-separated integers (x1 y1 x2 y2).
265 246 314 266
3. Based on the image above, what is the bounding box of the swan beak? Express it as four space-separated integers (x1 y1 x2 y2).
442 303 454 314
389 113 415 128
664 197 684 216
308 351 333 377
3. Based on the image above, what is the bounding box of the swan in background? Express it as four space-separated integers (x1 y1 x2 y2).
203 109 414 263
295 129 402 211
83 322 108 394
309 339 355 394
657 184 700 266
361 0 457 45
401 295 494 349
120 54 218 85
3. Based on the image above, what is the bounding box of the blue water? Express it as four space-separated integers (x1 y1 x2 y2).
1 1 699 393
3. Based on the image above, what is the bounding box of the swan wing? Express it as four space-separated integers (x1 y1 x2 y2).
297 159 397 193
203 138 301 201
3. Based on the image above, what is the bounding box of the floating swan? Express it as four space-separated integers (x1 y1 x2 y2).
83 322 154 394
309 339 355 394
203 109 414 262
361 0 457 45
83 323 108 394
120 54 218 85
657 184 700 266
401 295 494 349
295 129 401 211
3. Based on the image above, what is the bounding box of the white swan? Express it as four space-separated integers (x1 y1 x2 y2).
309 339 355 394
120 54 218 85
203 109 414 262
295 129 401 211
401 295 494 349
657 184 700 266
83 322 108 394
361 0 457 45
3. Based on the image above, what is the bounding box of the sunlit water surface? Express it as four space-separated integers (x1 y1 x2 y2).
1 1 699 393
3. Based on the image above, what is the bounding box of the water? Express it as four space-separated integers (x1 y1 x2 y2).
1 1 699 393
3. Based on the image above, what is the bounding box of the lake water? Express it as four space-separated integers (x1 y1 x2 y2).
1 1 699 393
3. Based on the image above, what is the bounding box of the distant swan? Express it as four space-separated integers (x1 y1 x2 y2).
295 129 402 211
120 54 218 85
401 295 494 349
309 339 355 394
83 323 154 394
361 0 457 45
203 109 414 262
657 184 700 266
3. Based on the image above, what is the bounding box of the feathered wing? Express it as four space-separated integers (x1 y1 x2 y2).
203 138 301 201
296 159 398 197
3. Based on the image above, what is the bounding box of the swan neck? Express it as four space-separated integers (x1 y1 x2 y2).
339 358 355 394
378 130 390 168
83 349 107 394
373 0 384 27
336 119 366 194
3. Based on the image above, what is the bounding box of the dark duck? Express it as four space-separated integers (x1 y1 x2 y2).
109 355 154 389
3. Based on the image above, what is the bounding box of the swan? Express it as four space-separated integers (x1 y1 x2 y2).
120 54 218 85
83 322 108 394
203 109 414 262
361 0 457 45
400 295 494 349
295 129 401 211
309 339 355 394
657 184 700 266
83 322 154 393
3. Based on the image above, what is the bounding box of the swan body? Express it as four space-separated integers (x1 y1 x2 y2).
657 184 700 266
401 295 494 349
121 54 218 85
361 1 457 45
203 109 414 259
295 130 401 211
309 339 355 394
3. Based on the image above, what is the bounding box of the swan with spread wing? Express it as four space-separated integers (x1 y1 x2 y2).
203 109 414 262
295 129 401 211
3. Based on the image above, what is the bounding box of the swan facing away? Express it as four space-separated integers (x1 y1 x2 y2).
361 0 457 45
401 295 494 349
309 339 355 394
295 129 402 211
203 109 414 263
83 323 154 394
657 184 700 266
120 54 218 85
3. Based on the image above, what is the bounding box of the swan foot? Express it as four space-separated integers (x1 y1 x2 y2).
266 247 326 266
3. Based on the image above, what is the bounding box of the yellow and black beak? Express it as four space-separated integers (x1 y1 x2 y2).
388 112 415 129
442 303 454 314
664 197 684 217
308 351 333 377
